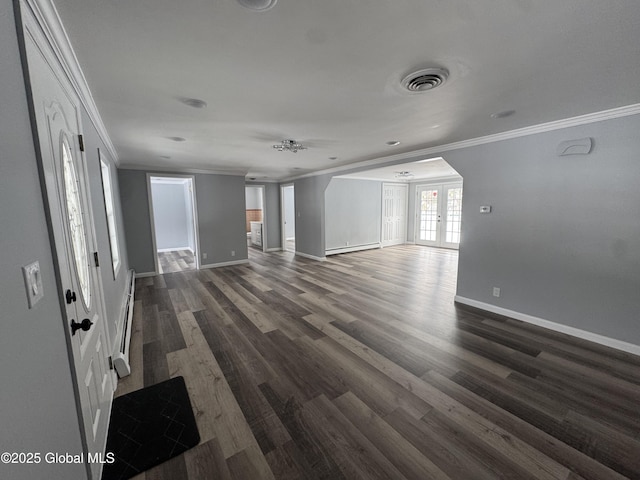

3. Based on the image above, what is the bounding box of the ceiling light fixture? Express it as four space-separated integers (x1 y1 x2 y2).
401 67 449 93
180 97 207 109
273 139 307 153
386 140 401 146
237 0 277 12
395 171 414 179
167 136 186 142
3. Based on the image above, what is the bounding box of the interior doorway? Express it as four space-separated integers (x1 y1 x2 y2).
415 182 463 249
148 175 199 273
245 185 267 252
281 184 295 252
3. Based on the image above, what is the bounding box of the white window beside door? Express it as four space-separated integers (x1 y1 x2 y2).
100 155 121 277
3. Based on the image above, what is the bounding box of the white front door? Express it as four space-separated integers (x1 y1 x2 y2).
416 183 463 249
382 183 408 247
25 25 114 480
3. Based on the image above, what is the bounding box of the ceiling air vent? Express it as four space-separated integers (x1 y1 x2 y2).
401 68 449 93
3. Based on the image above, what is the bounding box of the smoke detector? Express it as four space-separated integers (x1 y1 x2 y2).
401 67 449 93
237 0 277 11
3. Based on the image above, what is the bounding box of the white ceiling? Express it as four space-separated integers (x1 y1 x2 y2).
338 157 460 182
52 0 640 181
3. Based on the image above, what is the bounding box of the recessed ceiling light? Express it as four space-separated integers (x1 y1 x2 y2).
431 124 441 129
386 141 400 146
491 109 516 119
167 136 186 142
329 156 338 160
237 0 277 11
159 155 171 159
180 97 207 109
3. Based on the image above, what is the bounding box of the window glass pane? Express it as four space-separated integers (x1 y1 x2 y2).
62 139 91 307
100 159 120 273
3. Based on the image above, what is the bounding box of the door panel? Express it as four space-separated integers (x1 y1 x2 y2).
25 29 113 480
382 183 408 247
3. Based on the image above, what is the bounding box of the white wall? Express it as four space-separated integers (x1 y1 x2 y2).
325 178 382 251
283 185 295 239
245 186 263 210
151 181 192 251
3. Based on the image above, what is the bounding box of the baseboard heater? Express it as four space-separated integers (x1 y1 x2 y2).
113 269 135 378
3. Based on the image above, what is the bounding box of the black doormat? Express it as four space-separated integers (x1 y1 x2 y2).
102 376 200 480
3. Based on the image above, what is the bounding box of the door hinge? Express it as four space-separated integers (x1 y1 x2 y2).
94 251 100 267
108 356 114 370
78 134 85 152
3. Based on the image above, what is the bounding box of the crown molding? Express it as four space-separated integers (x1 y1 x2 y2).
120 163 249 177
288 103 640 182
21 0 119 164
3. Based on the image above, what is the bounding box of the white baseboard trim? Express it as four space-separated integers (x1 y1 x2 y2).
405 241 416 245
201 259 250 269
157 247 192 253
454 296 640 356
295 251 327 262
134 271 157 278
326 243 381 256
266 247 281 252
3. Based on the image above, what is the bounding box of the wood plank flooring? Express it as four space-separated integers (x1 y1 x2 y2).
116 245 640 480
158 249 195 274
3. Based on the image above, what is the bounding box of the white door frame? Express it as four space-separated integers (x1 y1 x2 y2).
246 184 268 252
381 183 409 247
280 183 295 252
147 174 200 273
415 181 463 249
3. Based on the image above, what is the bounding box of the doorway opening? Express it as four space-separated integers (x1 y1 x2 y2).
149 175 199 273
245 185 268 252
281 184 295 252
415 182 463 249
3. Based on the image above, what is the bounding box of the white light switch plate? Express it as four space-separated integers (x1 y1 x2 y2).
480 205 492 213
23 261 44 308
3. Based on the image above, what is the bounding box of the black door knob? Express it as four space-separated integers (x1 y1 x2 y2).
70 318 93 335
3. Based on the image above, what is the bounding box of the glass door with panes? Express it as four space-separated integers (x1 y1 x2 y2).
416 183 463 249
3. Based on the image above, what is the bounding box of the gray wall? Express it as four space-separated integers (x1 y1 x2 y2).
118 170 156 273
195 174 248 264
325 178 382 251
119 170 248 270
0 2 86 478
151 182 191 250
293 175 332 258
443 114 640 345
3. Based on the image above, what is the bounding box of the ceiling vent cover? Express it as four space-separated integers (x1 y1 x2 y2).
401 68 449 93
237 0 277 11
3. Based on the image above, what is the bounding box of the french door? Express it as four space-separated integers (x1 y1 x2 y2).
416 183 463 249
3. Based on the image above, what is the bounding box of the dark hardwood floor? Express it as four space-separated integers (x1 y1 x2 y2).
117 245 640 480
157 249 195 274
